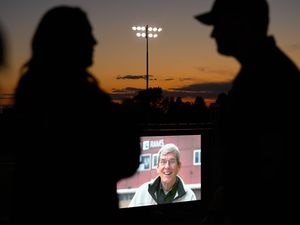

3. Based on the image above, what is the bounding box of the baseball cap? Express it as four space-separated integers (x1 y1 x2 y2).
194 0 269 25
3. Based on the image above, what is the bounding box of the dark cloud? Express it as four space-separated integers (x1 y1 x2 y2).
163 78 174 81
109 81 231 102
112 87 142 93
172 81 231 92
167 81 231 99
116 75 145 80
116 74 156 80
110 87 143 101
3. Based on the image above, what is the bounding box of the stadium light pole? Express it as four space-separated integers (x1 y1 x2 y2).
132 25 162 90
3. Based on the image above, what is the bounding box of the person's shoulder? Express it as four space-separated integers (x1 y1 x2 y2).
177 176 187 185
136 178 157 191
139 180 153 189
177 176 194 191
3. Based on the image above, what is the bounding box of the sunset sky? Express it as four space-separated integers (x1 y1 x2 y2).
0 0 300 105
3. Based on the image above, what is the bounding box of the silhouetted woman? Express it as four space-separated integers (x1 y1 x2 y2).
12 5 140 224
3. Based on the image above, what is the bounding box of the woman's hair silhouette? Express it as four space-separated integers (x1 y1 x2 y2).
29 5 96 69
12 5 140 225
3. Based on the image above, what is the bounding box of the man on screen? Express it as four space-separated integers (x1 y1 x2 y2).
128 143 196 207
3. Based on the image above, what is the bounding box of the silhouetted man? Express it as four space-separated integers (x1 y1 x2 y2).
195 0 300 224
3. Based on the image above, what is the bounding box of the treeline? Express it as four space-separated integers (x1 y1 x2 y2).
113 87 227 124
0 87 228 125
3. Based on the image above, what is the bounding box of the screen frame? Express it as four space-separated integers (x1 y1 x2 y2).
117 122 215 222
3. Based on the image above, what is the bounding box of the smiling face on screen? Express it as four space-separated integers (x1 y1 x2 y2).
157 144 181 192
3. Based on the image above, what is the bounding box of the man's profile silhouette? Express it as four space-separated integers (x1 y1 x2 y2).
195 0 300 224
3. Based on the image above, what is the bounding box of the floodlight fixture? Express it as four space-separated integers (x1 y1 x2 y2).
132 25 162 90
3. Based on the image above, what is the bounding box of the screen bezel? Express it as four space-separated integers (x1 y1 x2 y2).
117 123 215 222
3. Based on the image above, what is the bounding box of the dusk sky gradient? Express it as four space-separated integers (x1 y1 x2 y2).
1 0 300 105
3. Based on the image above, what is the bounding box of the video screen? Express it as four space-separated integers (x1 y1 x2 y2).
117 133 201 208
